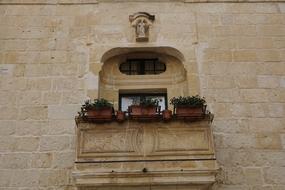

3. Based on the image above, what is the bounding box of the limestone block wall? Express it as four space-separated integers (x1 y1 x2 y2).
0 0 284 189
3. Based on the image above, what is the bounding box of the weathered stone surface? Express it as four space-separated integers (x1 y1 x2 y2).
42 91 62 105
0 153 31 169
9 170 40 187
251 185 273 190
281 134 285 149
61 90 86 104
15 121 47 136
52 77 82 91
52 151 75 169
233 50 257 62
256 133 282 150
234 76 258 89
19 106 48 120
257 76 280 89
240 89 270 103
48 105 80 119
0 121 16 136
39 170 68 186
0 1 285 190
18 91 42 105
0 106 18 120
223 167 245 185
216 149 285 167
244 168 263 185
0 91 17 105
13 137 40 152
264 167 285 184
31 153 52 168
39 136 70 151
26 78 52 91
215 133 256 149
247 118 285 133
44 120 75 135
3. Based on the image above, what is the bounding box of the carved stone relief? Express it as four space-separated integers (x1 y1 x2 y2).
73 117 218 188
76 118 215 161
129 12 155 42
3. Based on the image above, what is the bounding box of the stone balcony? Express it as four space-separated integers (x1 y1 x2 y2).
73 115 218 190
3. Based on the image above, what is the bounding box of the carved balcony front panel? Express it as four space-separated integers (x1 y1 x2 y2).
76 119 215 162
73 116 218 188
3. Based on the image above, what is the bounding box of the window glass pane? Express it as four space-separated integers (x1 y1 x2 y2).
121 96 140 112
120 63 129 71
120 63 130 74
120 94 166 112
129 62 138 75
130 62 138 69
119 59 165 75
155 62 165 71
145 62 154 72
145 96 166 111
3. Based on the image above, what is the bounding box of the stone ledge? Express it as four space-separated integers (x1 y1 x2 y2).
73 171 217 187
0 0 98 5
73 160 218 187
184 0 285 2
1 0 285 4
75 113 214 125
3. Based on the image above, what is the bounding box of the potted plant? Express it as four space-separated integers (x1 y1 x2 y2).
162 109 172 121
116 110 125 122
128 98 161 119
170 95 206 118
79 98 114 121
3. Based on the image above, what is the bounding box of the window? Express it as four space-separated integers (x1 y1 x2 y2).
119 59 166 75
119 93 167 112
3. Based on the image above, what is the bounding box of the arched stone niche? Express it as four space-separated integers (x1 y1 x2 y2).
97 47 200 110
100 47 185 63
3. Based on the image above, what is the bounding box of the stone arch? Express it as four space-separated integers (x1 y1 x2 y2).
100 46 185 63
97 47 200 110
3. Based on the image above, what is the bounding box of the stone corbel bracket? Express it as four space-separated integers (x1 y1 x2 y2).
129 12 155 42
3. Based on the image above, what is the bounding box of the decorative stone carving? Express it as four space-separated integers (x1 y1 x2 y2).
73 116 219 189
129 12 155 42
76 121 214 161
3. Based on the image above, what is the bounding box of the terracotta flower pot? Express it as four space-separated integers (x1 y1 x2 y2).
142 106 157 115
129 105 142 116
116 111 125 122
162 110 172 121
87 107 113 120
129 105 157 116
175 105 206 117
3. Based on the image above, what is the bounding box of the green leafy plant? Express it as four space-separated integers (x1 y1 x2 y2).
170 95 206 107
78 98 113 117
139 98 160 107
84 98 113 110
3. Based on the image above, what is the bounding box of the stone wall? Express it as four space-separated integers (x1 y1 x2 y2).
0 1 284 189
